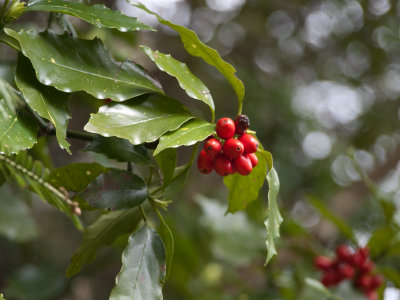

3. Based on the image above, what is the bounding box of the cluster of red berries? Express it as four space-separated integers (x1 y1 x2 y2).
197 115 259 176
314 245 384 300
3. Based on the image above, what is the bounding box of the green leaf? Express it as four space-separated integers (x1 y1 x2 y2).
80 169 148 210
110 224 166 300
5 29 163 102
84 94 193 145
83 135 149 165
368 227 397 259
141 46 214 120
164 163 192 200
304 278 338 300
0 79 38 154
154 118 214 156
156 212 174 281
47 162 106 192
309 195 357 245
379 267 400 288
135 3 245 110
264 166 282 265
0 185 38 242
155 148 176 187
15 53 71 153
0 293 5 300
223 150 268 213
66 206 143 277
27 0 154 32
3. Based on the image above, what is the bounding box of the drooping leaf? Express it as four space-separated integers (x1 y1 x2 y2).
0 79 37 154
156 211 174 281
27 0 154 32
5 28 163 101
83 135 149 165
141 46 214 119
264 166 282 265
80 169 148 210
135 3 245 109
0 185 38 242
309 195 357 245
223 150 268 213
110 224 166 300
84 94 193 145
15 54 71 153
155 148 176 187
47 162 106 192
154 118 214 156
164 162 192 200
66 206 143 277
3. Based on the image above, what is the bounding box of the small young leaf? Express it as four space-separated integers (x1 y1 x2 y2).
155 148 176 187
0 79 38 154
15 54 71 153
264 166 282 265
48 162 106 192
154 118 215 156
156 214 174 281
141 46 215 120
110 224 166 300
83 135 150 165
80 169 148 210
5 29 163 102
309 195 357 245
27 0 154 32
223 150 268 213
66 206 143 277
135 3 245 110
84 94 193 145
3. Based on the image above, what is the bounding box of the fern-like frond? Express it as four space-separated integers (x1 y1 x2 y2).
0 149 83 231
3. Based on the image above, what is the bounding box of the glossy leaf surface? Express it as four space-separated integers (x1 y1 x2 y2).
84 94 193 145
0 79 37 154
154 118 214 156
110 224 166 300
80 169 148 210
141 46 214 119
5 29 163 101
83 135 149 164
27 0 154 32
15 54 71 153
155 148 176 187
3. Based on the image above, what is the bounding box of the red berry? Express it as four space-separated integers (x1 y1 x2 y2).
197 150 214 174
321 270 342 287
233 154 252 176
239 134 259 154
351 251 366 267
356 275 373 290
359 260 374 274
365 290 378 300
223 138 244 159
216 118 236 140
234 114 250 135
314 256 334 270
336 245 352 263
248 153 258 167
370 275 384 289
204 138 222 157
213 154 232 176
358 247 370 261
105 98 112 103
338 263 355 279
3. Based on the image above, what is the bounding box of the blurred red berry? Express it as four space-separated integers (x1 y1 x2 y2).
370 275 384 289
197 150 214 174
321 270 342 287
336 245 352 263
359 260 374 274
204 138 222 157
314 256 334 270
248 153 258 167
356 275 374 290
365 290 379 300
223 138 244 159
216 118 236 140
338 263 355 279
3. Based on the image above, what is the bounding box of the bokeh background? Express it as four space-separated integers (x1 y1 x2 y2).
1 0 400 299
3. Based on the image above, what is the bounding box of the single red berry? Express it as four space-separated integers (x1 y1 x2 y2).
105 98 112 103
233 154 252 176
321 269 342 287
239 134 259 154
314 256 334 270
223 138 244 159
197 150 214 174
370 275 384 289
204 138 222 157
213 154 232 176
351 251 366 267
234 114 250 135
359 260 374 274
356 275 374 290
336 245 352 263
358 247 370 261
248 153 258 167
216 118 236 140
338 263 355 279
365 290 379 300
